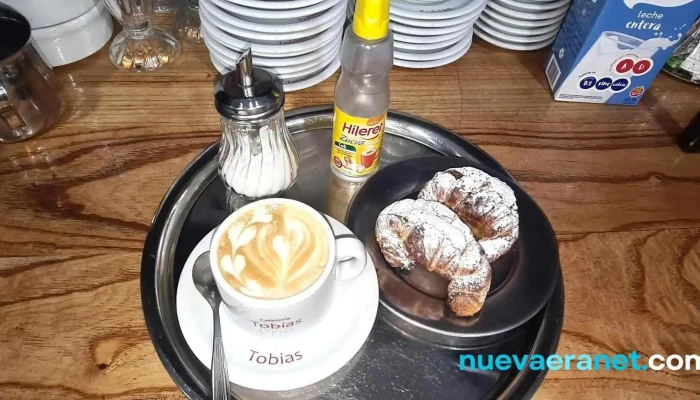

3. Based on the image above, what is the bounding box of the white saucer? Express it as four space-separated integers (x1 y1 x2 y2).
394 30 472 61
475 19 557 43
209 51 332 82
210 49 340 91
207 45 334 77
474 25 555 50
280 57 339 91
207 35 339 76
203 27 341 68
279 56 338 80
482 5 565 28
390 17 475 36
390 3 482 28
394 35 472 68
478 12 561 36
393 26 470 44
391 0 485 20
394 34 463 51
176 216 378 391
494 0 571 12
205 0 344 33
201 0 345 42
227 0 326 10
201 16 342 57
487 0 569 20
210 0 342 19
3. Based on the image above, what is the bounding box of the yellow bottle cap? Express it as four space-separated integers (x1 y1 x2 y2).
352 0 390 41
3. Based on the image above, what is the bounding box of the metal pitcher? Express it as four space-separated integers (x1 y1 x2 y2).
0 4 62 143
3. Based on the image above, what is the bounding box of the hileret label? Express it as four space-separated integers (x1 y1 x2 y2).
331 106 386 177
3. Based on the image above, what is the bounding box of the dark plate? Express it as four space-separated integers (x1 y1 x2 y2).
346 156 560 347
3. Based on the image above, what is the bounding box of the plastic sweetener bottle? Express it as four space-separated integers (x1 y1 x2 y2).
330 0 392 182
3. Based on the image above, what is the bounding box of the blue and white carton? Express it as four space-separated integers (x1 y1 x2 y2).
545 0 700 105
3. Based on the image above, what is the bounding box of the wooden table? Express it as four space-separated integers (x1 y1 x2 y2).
1 23 700 399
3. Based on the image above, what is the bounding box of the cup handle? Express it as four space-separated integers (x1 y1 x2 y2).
334 235 367 281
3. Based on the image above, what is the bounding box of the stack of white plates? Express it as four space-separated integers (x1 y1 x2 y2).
474 0 570 50
348 0 486 68
4 0 113 66
200 0 346 91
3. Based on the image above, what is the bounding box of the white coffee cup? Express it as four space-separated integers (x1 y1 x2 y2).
210 198 367 338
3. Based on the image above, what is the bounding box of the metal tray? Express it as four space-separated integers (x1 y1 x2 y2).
141 105 564 399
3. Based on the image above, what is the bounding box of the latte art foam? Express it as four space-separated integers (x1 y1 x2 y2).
218 203 329 300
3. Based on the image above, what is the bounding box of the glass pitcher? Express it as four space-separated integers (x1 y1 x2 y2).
0 4 62 143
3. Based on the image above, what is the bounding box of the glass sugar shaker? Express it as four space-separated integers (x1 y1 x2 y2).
214 49 299 199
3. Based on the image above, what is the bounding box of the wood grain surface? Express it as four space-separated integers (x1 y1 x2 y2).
1 15 700 399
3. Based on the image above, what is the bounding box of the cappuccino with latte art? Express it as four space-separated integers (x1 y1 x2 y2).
217 202 329 300
210 198 367 338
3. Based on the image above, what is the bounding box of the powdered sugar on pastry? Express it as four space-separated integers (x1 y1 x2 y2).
419 167 519 262
375 199 491 316
448 267 492 317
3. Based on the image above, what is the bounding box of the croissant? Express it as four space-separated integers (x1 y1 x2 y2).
418 167 519 262
375 199 492 316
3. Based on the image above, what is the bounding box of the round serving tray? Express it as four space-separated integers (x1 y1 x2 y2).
141 105 564 399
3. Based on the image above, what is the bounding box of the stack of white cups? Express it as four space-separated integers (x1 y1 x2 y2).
4 0 113 66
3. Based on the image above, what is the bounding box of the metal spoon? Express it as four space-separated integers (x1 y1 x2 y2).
192 252 229 400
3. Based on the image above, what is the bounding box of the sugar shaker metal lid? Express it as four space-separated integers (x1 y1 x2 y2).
214 48 284 121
